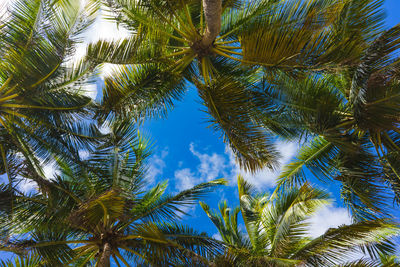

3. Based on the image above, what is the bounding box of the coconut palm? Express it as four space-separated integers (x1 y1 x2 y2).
0 0 103 189
0 120 226 266
200 176 399 266
273 22 400 219
87 0 385 172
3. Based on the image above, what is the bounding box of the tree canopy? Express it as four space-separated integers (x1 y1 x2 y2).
0 0 399 265
201 176 399 266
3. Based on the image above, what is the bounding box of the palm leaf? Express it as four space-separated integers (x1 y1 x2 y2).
293 219 399 266
196 76 278 172
100 64 186 122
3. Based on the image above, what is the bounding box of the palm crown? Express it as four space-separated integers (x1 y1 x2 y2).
0 0 102 189
275 21 400 220
87 0 385 172
201 176 399 266
0 120 226 266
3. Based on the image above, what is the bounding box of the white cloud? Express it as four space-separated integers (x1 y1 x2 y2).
18 178 37 194
174 168 197 191
212 232 222 241
81 83 98 100
82 6 130 79
0 0 11 18
147 148 168 184
0 174 36 194
85 8 129 43
226 141 298 189
79 150 90 160
43 161 59 180
99 121 111 134
308 206 370 262
73 42 88 62
173 143 228 192
174 141 298 192
189 143 227 181
308 205 352 238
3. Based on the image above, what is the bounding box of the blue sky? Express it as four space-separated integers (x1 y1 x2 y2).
1 0 400 263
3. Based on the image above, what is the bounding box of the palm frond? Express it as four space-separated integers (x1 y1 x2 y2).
100 64 186 122
278 137 336 187
293 219 399 266
0 254 41 267
129 178 227 222
196 76 278 172
200 201 246 247
351 24 400 118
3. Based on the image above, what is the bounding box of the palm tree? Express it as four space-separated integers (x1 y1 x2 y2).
273 22 400 220
0 0 102 189
87 0 383 172
0 120 226 266
200 176 399 266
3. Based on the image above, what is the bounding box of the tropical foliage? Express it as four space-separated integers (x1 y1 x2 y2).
0 0 102 189
87 0 387 172
201 176 399 266
0 0 398 265
0 120 226 266
275 20 400 220
86 0 400 223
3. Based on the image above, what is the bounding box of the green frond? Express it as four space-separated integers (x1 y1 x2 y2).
293 219 399 266
278 137 336 187
69 190 124 229
336 147 393 221
196 76 278 172
86 34 161 65
337 258 380 267
261 72 347 134
351 24 400 118
0 254 41 267
158 223 224 259
100 64 186 122
16 231 78 266
202 177 399 266
120 222 221 266
237 175 257 198
0 0 101 180
200 200 245 247
129 178 227 223
239 0 351 69
266 183 330 257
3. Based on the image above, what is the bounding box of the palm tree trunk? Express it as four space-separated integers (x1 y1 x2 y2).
201 0 222 47
98 243 112 267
